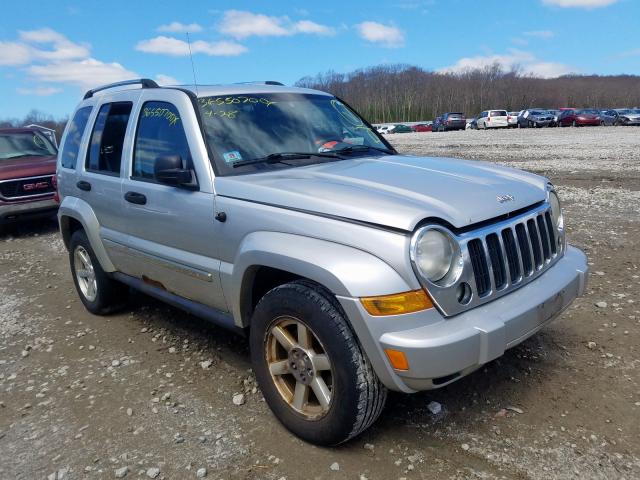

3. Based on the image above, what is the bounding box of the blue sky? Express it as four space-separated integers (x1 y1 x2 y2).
1 0 638 118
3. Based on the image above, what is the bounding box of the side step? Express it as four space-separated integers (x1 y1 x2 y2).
112 272 244 336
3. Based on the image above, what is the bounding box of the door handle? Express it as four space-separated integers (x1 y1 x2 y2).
76 180 91 191
124 191 147 205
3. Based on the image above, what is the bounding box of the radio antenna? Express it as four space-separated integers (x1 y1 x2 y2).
186 32 199 95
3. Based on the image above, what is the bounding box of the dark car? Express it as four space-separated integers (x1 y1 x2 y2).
557 109 601 127
411 123 432 132
601 109 640 126
517 109 555 128
433 112 466 132
391 124 413 134
0 127 59 224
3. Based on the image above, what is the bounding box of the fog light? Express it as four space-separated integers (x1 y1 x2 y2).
360 290 433 316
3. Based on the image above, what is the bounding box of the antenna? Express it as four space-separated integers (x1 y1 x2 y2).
186 32 199 95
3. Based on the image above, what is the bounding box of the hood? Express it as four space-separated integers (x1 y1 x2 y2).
215 155 548 232
0 155 57 181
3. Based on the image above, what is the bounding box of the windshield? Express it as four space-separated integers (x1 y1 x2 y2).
489 110 507 117
197 93 389 175
0 131 57 161
530 110 546 116
578 109 599 115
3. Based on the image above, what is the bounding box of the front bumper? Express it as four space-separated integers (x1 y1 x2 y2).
338 246 588 393
0 197 58 223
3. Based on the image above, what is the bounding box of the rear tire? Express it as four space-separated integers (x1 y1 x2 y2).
250 280 387 446
69 230 128 314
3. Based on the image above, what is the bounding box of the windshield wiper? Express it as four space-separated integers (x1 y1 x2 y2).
232 151 340 168
333 145 395 155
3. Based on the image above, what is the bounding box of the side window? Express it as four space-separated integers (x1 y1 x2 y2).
86 102 132 175
132 101 192 181
60 106 92 169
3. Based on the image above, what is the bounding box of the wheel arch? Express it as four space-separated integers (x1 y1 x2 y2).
226 231 412 328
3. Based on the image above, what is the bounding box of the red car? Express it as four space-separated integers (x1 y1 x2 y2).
411 123 433 132
0 127 58 224
557 108 601 127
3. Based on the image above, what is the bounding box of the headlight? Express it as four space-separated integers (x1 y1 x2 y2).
411 227 462 284
548 190 564 231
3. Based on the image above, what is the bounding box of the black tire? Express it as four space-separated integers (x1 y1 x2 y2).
250 280 387 446
69 229 128 314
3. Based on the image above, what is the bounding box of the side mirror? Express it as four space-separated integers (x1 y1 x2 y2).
154 155 198 190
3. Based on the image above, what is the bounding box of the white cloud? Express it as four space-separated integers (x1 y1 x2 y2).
16 86 62 96
0 41 32 66
219 10 334 38
157 22 203 33
356 21 405 48
524 30 555 39
28 58 138 89
0 29 89 66
542 0 618 8
155 74 181 85
438 49 575 78
136 36 247 56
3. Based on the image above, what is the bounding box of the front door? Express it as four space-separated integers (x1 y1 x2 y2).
118 96 227 312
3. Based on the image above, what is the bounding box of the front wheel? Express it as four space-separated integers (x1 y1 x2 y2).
250 281 387 446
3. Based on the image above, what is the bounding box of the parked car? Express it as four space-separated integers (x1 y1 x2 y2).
477 110 509 129
557 108 601 127
433 112 466 132
412 123 432 132
57 78 587 446
517 109 555 128
377 125 395 134
507 111 520 128
601 109 640 126
465 118 478 130
546 109 560 127
0 127 59 224
391 124 413 134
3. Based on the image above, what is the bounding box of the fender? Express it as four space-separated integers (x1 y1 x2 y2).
58 196 116 272
223 231 412 327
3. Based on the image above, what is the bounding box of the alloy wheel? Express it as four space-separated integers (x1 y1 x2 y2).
265 316 333 419
74 245 97 302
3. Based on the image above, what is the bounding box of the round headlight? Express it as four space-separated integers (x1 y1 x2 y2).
549 190 564 230
412 228 459 283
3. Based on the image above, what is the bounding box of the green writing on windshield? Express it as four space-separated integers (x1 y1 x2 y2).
143 107 180 126
198 96 278 108
202 109 239 119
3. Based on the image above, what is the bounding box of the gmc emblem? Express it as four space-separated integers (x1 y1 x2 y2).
22 181 49 191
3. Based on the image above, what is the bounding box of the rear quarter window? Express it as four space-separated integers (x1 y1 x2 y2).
59 106 93 169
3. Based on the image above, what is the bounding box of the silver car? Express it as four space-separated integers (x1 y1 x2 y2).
56 79 588 445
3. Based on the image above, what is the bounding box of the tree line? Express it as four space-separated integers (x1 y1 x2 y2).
296 63 640 123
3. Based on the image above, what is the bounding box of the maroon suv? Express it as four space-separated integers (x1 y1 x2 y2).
0 127 58 224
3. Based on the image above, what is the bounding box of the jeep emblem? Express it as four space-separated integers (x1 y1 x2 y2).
497 194 514 203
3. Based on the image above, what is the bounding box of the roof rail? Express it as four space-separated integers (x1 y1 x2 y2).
83 78 159 100
235 80 285 86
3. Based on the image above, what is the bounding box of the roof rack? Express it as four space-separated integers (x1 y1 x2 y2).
235 80 285 86
83 78 159 100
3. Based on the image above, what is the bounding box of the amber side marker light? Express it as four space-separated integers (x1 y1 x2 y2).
360 290 433 316
385 349 409 371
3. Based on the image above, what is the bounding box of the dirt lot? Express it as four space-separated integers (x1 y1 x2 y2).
1 127 639 480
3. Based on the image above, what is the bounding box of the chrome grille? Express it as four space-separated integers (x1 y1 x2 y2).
0 175 55 201
418 203 564 317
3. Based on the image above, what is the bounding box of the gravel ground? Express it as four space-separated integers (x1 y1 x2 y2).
1 127 639 479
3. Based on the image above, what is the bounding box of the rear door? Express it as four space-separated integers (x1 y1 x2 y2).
118 90 227 311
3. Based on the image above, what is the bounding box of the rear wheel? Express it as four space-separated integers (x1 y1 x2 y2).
69 230 128 314
250 280 387 446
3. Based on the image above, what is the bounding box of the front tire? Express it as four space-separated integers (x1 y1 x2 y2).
250 280 387 446
69 230 128 314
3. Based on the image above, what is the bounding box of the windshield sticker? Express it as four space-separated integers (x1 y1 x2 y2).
143 107 180 126
199 96 278 108
223 151 243 163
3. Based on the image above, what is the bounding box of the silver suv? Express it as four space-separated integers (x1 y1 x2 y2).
56 79 588 445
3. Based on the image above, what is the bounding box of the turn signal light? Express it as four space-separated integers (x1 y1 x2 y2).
360 290 433 316
384 349 409 371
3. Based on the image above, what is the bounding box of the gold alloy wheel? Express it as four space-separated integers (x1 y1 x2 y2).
265 316 333 419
